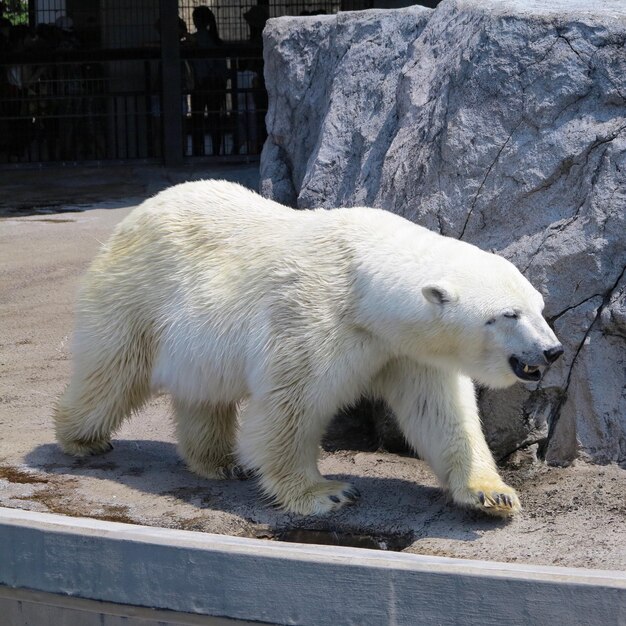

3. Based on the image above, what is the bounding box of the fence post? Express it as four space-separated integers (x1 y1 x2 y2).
159 0 184 166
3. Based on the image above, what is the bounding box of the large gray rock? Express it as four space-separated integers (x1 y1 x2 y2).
260 0 626 465
261 6 432 207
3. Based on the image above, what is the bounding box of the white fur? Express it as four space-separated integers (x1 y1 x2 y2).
54 180 561 516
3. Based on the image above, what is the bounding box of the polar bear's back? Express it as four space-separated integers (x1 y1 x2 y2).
96 181 305 287
83 181 309 329
131 179 297 248
79 180 374 402
103 179 412 289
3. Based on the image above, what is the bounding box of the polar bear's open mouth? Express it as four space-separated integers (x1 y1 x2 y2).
509 356 542 382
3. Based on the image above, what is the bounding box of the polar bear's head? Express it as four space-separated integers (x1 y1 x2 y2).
421 254 563 389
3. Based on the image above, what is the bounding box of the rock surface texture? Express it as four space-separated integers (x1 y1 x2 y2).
260 0 626 465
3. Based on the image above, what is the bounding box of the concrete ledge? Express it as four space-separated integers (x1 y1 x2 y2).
1 507 625 625
0 586 256 625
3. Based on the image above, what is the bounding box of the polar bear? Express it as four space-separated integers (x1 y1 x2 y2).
54 180 563 517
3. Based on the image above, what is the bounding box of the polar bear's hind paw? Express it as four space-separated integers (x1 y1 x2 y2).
59 438 113 457
188 461 253 481
274 480 361 515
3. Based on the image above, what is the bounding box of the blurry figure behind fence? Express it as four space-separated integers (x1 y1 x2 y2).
240 3 268 154
190 6 227 156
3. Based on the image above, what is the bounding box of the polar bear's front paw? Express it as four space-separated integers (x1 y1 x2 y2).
278 480 361 516
455 483 521 518
474 488 521 517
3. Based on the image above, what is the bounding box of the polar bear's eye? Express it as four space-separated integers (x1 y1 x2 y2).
486 317 496 325
503 311 520 319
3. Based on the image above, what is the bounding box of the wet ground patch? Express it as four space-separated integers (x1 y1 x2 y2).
263 527 414 552
0 466 49 484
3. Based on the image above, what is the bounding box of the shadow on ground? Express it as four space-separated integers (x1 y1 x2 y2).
0 163 260 216
22 440 507 549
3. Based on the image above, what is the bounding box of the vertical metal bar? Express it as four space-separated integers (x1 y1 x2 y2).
124 95 129 158
27 0 35 28
160 0 183 166
134 91 140 157
144 60 154 158
232 59 239 155
114 95 119 159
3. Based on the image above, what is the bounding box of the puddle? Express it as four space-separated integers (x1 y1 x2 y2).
269 528 413 552
33 218 77 223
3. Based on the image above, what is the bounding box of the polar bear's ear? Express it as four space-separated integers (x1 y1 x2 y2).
422 283 459 305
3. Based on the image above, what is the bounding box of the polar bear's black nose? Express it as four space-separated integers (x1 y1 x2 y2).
544 345 564 364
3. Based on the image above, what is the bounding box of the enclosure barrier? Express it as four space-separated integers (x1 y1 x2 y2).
1 507 625 625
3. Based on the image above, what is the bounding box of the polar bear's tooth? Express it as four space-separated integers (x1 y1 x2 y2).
523 364 530 373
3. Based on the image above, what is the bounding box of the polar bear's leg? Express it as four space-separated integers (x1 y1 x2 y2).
54 330 153 457
375 359 521 517
237 395 360 515
173 399 244 479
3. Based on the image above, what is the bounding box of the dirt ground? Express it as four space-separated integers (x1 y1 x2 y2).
1 169 625 572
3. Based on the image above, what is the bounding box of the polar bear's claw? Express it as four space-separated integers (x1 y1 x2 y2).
342 486 361 501
310 480 361 512
195 463 253 481
217 464 252 480
272 480 360 515
226 465 254 481
455 482 521 517
472 488 521 517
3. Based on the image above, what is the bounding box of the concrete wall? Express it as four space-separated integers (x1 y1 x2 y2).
0 587 256 626
1 507 626 625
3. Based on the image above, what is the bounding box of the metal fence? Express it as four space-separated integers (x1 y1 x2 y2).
0 0 372 166
179 0 365 43
1 54 159 162
0 50 267 163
